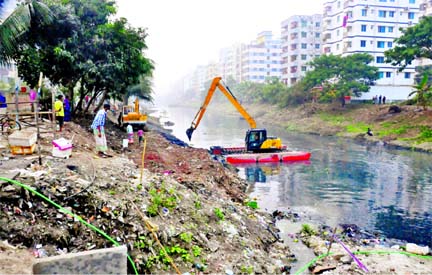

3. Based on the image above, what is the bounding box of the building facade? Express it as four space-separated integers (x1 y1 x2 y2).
241 31 282 83
281 14 323 86
219 44 243 83
322 0 420 100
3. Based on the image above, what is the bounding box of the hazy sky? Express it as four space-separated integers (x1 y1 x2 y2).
116 0 325 96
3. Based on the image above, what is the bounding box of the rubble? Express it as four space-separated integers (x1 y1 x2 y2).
0 117 292 274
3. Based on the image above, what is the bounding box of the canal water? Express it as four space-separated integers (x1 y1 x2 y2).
152 105 432 247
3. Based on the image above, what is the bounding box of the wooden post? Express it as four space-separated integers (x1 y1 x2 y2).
36 73 43 165
52 87 56 139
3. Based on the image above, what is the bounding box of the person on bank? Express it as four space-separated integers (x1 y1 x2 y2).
91 104 112 157
54 95 64 132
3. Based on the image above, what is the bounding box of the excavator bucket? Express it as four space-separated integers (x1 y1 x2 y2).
186 127 195 141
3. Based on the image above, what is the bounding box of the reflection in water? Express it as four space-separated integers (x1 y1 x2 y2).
156 105 432 247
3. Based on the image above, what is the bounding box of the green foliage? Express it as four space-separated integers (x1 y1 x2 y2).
192 245 202 257
378 125 411 137
418 126 432 142
194 197 202 210
240 265 254 274
214 208 225 221
179 232 193 244
409 74 432 110
300 224 316 236
385 16 432 70
146 184 177 217
302 54 378 104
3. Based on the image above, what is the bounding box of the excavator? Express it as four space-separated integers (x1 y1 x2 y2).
186 76 283 153
119 98 147 129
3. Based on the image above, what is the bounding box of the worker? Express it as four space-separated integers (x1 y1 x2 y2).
127 124 134 144
54 95 64 132
91 104 112 157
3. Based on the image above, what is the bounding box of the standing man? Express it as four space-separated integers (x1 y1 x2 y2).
64 95 71 121
54 95 64 132
91 103 112 157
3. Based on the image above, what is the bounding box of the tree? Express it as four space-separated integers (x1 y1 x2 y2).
302 54 378 105
409 74 432 110
0 0 53 64
385 16 432 70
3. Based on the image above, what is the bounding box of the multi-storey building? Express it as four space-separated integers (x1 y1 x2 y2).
281 14 323 86
219 44 243 83
322 0 420 100
241 31 282 83
418 0 432 66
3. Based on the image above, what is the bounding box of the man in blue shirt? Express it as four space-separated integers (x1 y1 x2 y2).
91 104 111 157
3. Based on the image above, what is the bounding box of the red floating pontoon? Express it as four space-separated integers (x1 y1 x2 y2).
226 151 311 164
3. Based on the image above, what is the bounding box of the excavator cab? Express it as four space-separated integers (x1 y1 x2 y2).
246 129 283 152
246 129 267 152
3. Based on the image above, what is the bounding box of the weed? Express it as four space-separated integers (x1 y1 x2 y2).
300 224 316 236
192 245 202 257
180 232 193 243
214 208 225 221
108 190 116 195
146 185 178 216
240 265 254 274
194 199 202 210
345 122 369 133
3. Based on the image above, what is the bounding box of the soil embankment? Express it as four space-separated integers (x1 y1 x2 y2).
0 117 292 274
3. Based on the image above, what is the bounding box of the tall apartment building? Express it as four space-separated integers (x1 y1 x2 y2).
241 31 282 83
219 44 243 83
418 0 432 66
322 0 420 99
281 14 323 86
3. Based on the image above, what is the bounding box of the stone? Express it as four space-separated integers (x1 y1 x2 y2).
32 245 127 274
406 243 430 255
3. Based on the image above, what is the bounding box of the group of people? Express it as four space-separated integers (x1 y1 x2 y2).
372 95 386 105
126 124 144 145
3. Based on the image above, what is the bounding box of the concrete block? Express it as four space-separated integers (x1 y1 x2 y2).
32 245 127 274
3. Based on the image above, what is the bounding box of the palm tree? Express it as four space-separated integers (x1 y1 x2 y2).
410 74 432 110
0 0 52 64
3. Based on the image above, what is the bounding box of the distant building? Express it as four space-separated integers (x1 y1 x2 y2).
418 0 432 67
281 14 323 86
0 0 18 87
322 0 420 100
241 31 282 83
219 44 243 83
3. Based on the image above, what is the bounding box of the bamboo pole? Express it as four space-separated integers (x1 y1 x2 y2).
36 73 43 165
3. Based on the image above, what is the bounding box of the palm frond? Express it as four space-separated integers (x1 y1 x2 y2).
0 0 53 64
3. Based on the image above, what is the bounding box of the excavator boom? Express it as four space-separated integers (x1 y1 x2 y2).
186 77 256 141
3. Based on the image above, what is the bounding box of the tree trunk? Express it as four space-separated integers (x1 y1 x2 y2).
92 90 108 113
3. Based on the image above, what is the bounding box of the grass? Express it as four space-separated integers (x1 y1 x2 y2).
318 113 349 125
346 122 370 133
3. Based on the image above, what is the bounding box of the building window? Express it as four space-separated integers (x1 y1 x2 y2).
315 22 320 27
376 56 385 63
336 44 340 50
301 31 307 38
389 11 395 17
315 32 320 38
361 9 368 16
301 43 307 49
409 0 415 3
361 24 367 32
379 0 387 2
405 72 411 78
386 72 392 78
378 10 387 17
377 41 385 48
301 54 307 60
360 40 366 47
378 72 384 79
378 26 386 33
408 12 415 19
337 30 340 36
388 26 394 32
315 44 320 49
387 41 393 48
301 66 307 72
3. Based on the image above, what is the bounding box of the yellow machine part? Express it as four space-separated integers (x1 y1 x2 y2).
123 112 147 121
260 138 283 150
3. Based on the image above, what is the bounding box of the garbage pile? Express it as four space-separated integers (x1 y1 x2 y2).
0 120 294 274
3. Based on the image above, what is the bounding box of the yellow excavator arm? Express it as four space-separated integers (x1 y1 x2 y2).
186 77 256 140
